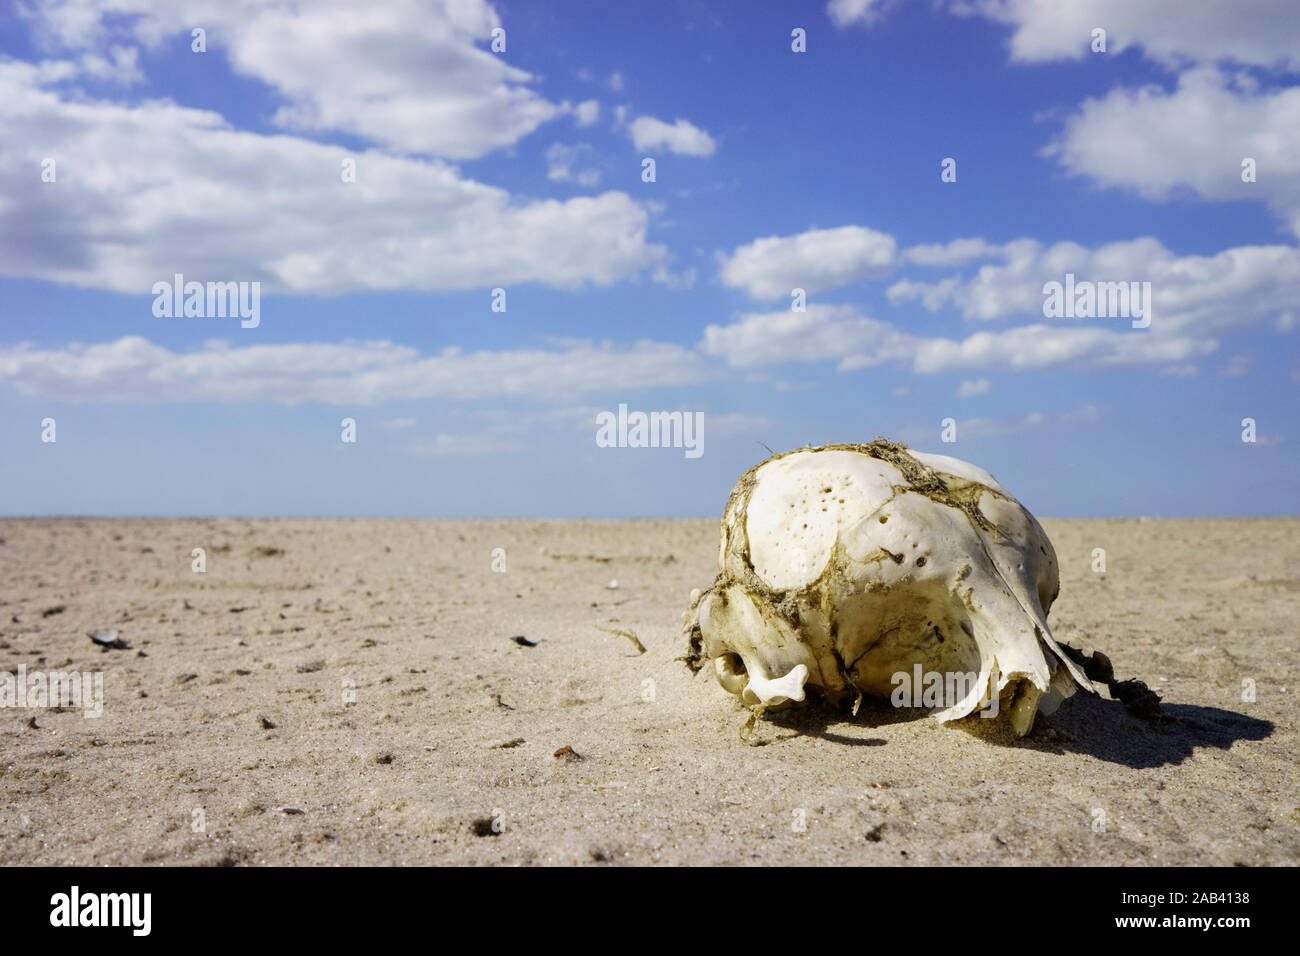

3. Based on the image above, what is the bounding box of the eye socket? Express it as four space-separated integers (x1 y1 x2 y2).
718 652 746 677
714 652 748 694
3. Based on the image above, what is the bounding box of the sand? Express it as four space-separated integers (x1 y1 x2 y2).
0 516 1296 866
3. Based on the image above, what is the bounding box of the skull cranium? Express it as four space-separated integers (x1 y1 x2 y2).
683 441 1096 736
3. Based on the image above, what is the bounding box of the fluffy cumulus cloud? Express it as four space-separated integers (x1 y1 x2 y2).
572 99 600 126
719 226 900 298
828 2 1300 234
703 304 1215 375
0 61 663 293
699 304 914 369
0 336 712 405
1048 68 1300 237
626 116 716 156
904 324 1215 374
826 0 895 28
902 238 1009 267
18 0 560 159
887 236 1300 338
963 0 1300 69
829 0 1300 70
706 230 1296 374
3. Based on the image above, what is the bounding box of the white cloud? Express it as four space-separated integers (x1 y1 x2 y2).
401 405 603 455
827 4 1300 234
887 236 1300 339
943 412 1044 441
719 226 899 298
651 263 698 291
609 71 625 91
958 378 992 397
0 61 663 293
885 276 965 312
829 1 1300 70
545 143 601 186
907 324 1216 373
700 304 914 370
77 45 144 84
376 417 417 430
963 0 1300 70
1219 355 1251 377
899 404 1104 444
19 0 561 159
826 0 895 28
573 99 600 126
1048 68 1300 237
903 237 1008 266
627 115 716 156
1060 403 1102 424
703 303 1217 374
0 336 712 405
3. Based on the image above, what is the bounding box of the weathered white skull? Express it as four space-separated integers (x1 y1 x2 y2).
683 441 1096 736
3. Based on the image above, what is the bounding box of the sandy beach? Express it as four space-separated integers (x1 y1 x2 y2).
1 516 1296 866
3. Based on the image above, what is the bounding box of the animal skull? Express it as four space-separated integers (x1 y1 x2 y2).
683 441 1096 736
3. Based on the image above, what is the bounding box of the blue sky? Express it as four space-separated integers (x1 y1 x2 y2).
1 0 1297 518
